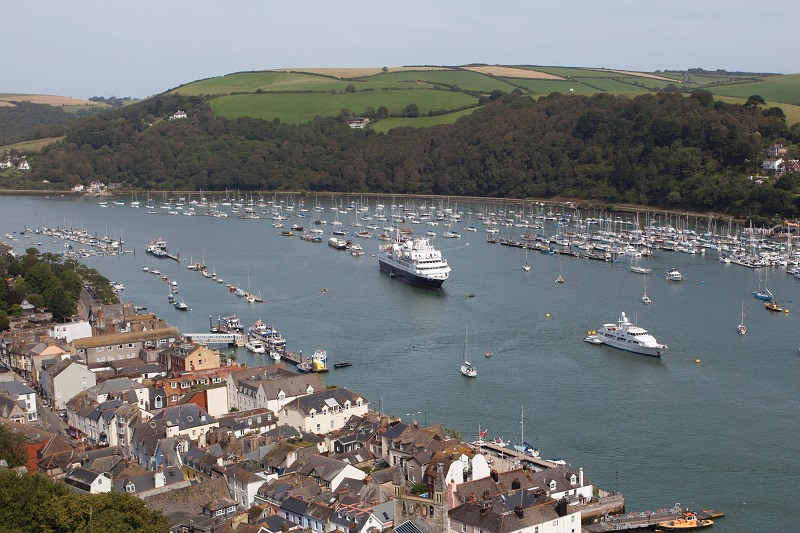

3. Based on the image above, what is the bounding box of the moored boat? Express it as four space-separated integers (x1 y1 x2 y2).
592 311 668 357
655 509 714 530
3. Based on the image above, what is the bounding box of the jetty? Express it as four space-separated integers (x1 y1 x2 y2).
184 332 245 346
583 503 724 531
477 441 565 470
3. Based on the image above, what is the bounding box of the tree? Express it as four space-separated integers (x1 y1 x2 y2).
0 311 8 331
744 95 766 109
0 426 27 467
376 106 389 119
764 106 786 120
345 84 356 93
404 104 420 118
382 66 388 73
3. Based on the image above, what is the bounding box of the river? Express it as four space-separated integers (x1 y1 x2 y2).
2 195 798 531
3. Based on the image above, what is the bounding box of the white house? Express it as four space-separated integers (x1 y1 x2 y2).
0 381 37 422
280 386 367 435
49 321 92 343
44 357 96 410
226 365 322 413
223 464 268 509
169 110 188 120
64 467 113 494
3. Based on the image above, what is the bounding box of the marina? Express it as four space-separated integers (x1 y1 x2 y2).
1 194 799 532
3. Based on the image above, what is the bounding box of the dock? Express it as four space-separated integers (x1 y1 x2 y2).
477 441 564 470
582 504 724 532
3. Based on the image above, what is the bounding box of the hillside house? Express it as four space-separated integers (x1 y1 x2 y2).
169 110 188 120
280 386 367 436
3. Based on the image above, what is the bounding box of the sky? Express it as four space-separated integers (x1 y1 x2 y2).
5 0 799 100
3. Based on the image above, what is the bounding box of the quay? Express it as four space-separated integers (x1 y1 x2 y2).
478 441 567 470
582 504 724 532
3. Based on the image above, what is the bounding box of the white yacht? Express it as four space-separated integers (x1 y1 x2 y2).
665 268 684 281
378 233 451 289
245 339 266 354
593 311 668 357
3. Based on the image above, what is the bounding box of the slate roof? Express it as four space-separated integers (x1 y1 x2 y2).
283 386 364 414
232 366 323 400
112 466 184 494
47 357 82 379
71 327 180 349
0 381 34 396
448 491 560 533
394 519 439 533
64 466 103 492
286 454 351 483
369 466 399 485
150 403 216 430
143 477 232 523
529 464 590 493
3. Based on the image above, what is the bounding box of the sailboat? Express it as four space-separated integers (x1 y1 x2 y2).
460 324 477 377
513 405 539 457
523 248 531 272
246 268 256 303
737 300 747 335
555 254 564 283
752 269 772 301
642 273 652 305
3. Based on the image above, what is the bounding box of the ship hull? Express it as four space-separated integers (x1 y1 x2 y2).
378 258 445 289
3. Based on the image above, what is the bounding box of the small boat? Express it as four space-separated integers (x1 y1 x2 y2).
584 335 603 344
765 299 783 312
270 350 282 361
297 360 312 372
523 248 531 272
485 351 493 358
460 324 478 377
246 339 266 354
666 268 684 281
142 266 149 272
333 362 352 368
174 301 188 311
738 300 747 335
655 509 714 530
555 274 564 283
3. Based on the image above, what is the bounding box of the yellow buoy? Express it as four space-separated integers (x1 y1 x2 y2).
785 309 789 314
546 313 550 318
695 359 701 364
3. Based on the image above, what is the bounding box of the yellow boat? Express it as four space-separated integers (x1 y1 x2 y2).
656 510 714 530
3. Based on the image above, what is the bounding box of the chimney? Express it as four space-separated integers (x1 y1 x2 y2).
490 470 499 482
556 498 568 517
469 492 476 502
511 478 521 490
514 506 524 519
579 466 584 486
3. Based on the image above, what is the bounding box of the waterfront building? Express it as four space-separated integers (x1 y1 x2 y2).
226 363 322 413
280 386 367 436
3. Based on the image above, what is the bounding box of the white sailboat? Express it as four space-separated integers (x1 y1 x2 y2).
738 300 747 335
513 405 539 457
523 248 531 272
555 254 564 283
642 273 652 305
460 324 477 377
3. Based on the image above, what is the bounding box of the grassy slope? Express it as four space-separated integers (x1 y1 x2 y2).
210 90 479 124
369 108 480 133
704 74 800 105
359 70 520 93
0 137 64 153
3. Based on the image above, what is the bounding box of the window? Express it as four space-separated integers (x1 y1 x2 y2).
316 424 321 431
118 344 124 349
128 343 134 348
127 353 135 358
461 523 466 533
330 420 334 428
97 357 105 362
118 354 124 360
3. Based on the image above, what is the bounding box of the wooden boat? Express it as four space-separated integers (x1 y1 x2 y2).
765 300 783 312
655 509 714 530
333 362 352 368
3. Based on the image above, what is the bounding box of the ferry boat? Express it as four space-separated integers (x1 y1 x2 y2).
249 320 287 348
593 311 668 357
655 509 714 530
377 233 451 289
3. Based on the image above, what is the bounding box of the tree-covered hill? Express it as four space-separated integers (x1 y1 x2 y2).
20 90 800 219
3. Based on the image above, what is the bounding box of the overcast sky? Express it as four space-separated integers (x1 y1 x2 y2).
6 0 798 100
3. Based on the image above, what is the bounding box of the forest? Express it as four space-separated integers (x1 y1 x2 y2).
15 90 800 220
0 248 119 331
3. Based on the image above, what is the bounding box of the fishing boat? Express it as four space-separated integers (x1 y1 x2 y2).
738 301 747 335
593 311 668 357
460 324 477 377
378 231 451 289
655 509 714 530
765 299 783 312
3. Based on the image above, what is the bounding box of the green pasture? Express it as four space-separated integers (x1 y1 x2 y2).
369 107 480 133
209 90 480 124
504 78 604 95
704 74 800 105
514 66 628 79
0 137 64 153
171 71 422 96
712 95 800 126
359 70 519 93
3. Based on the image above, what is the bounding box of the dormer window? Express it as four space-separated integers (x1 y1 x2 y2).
549 480 557 491
570 474 577 484
125 482 135 493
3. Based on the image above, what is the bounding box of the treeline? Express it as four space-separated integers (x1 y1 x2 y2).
0 248 119 329
0 468 170 533
22 91 800 219
0 102 75 144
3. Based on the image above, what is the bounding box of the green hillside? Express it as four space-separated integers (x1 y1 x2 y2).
704 73 800 104
369 107 480 133
209 89 479 124
357 70 520 93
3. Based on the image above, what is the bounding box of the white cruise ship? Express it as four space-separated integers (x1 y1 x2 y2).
590 311 668 357
378 234 450 289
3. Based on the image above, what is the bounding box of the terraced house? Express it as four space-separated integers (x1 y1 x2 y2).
70 327 180 368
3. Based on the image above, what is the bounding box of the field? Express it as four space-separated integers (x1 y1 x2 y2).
704 74 800 105
273 66 451 78
0 137 64 153
0 94 100 106
712 95 800 125
209 90 479 124
358 70 520 93
369 108 480 133
463 65 563 80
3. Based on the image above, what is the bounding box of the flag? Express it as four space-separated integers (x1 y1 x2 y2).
478 430 487 438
